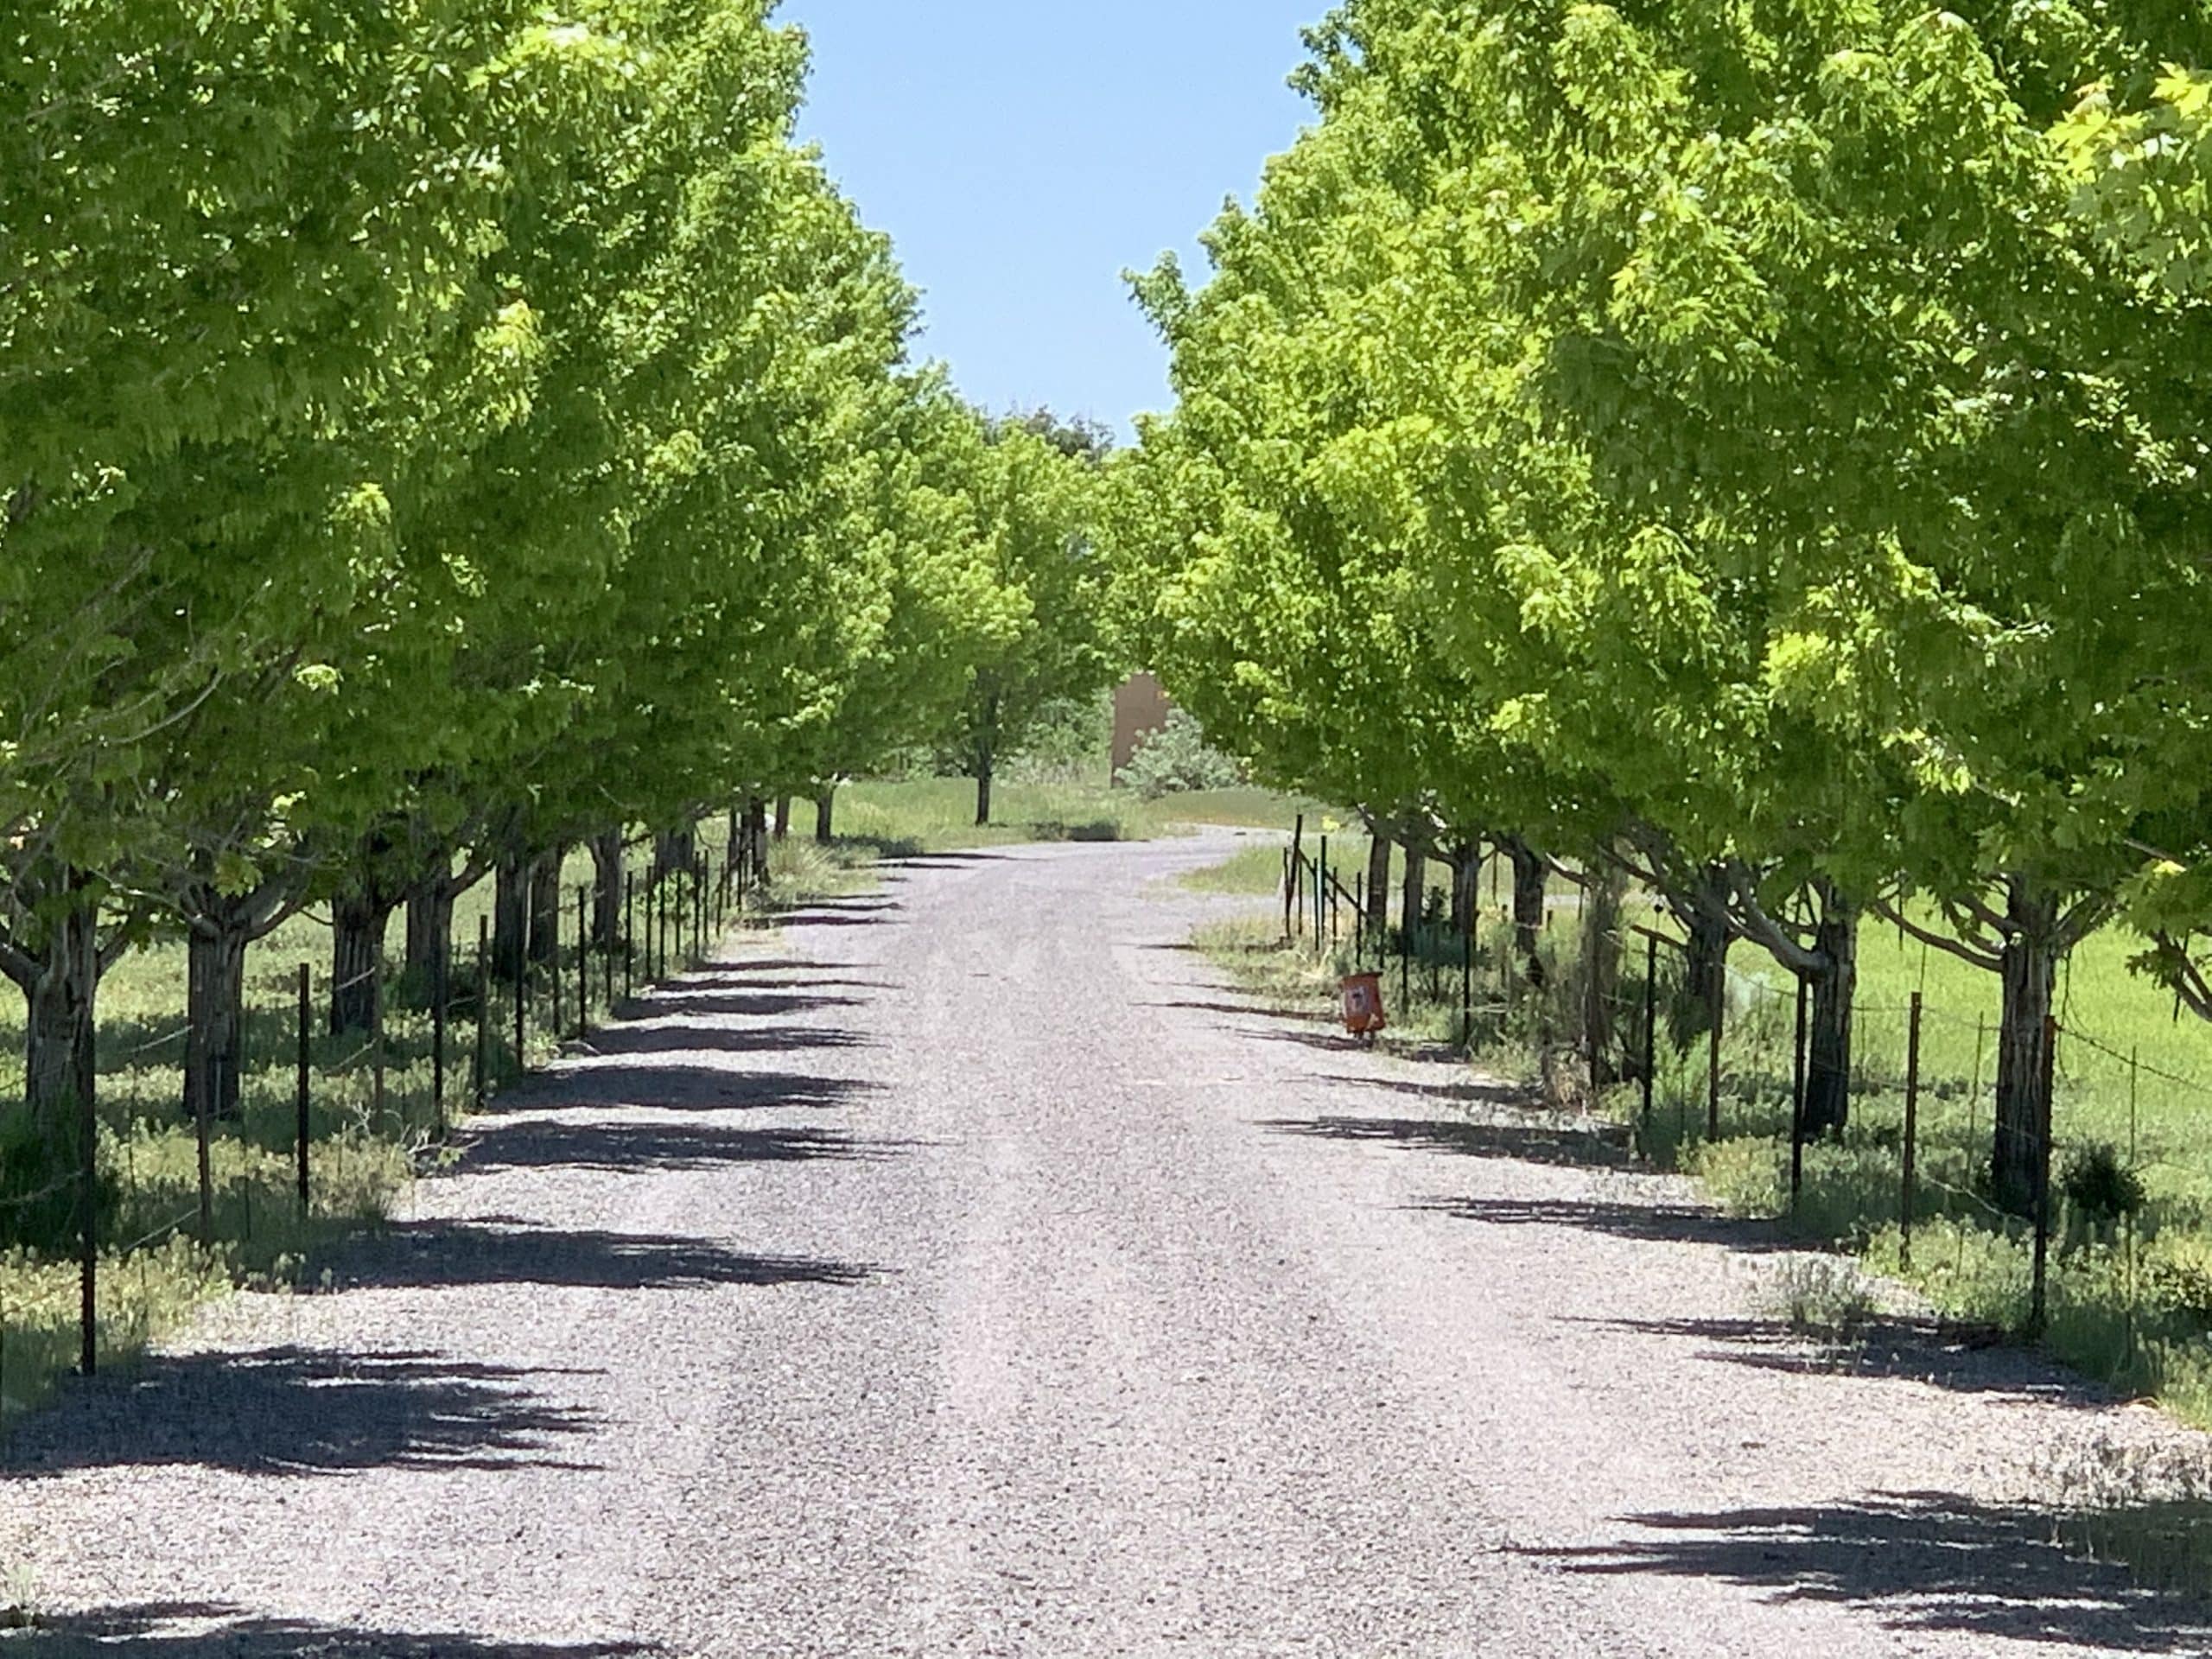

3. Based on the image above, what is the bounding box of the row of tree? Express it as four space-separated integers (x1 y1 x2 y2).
1111 0 2212 1211
1 3 1109 1176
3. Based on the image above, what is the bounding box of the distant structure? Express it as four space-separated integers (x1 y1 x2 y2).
1111 671 1173 780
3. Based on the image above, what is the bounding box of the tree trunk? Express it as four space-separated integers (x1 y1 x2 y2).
725 807 743 873
590 830 623 947
183 921 248 1124
1364 832 1393 940
1671 868 1733 1045
747 797 771 885
404 876 454 990
1993 880 2061 1214
10 869 102 1151
330 888 391 1037
1450 842 1482 938
975 763 994 829
815 788 836 844
493 855 528 977
529 851 563 968
773 798 791 841
1801 884 1859 1138
1400 836 1430 942
1582 859 1626 1086
1505 839 1548 986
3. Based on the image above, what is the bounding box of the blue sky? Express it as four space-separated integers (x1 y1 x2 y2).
777 3 1323 437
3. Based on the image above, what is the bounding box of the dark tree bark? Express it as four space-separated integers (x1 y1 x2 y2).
1582 859 1626 1086
1363 830 1393 941
404 878 454 989
589 830 623 947
815 788 836 844
1450 842 1482 938
773 798 791 841
1993 880 2061 1213
1501 837 1548 987
528 850 563 968
493 854 528 978
330 886 394 1038
3 866 104 1151
184 923 248 1124
973 693 1000 827
1800 883 1860 1139
1400 836 1430 942
975 766 994 829
747 797 771 886
1667 866 1734 1046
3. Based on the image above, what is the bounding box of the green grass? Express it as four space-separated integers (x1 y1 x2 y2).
1186 859 2212 1431
837 776 1312 855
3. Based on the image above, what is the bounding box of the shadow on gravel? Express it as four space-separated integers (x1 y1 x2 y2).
1260 1115 1630 1169
455 1122 908 1177
1414 1196 1787 1252
632 991 871 1020
1572 1313 2097 1402
1522 1492 2212 1651
1150 998 1336 1025
3 1351 599 1481
1319 1073 1530 1109
582 1023 876 1059
334 1218 881 1295
492 1063 879 1116
5 1604 661 1656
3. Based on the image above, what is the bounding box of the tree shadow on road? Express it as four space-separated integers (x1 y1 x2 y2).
1259 1114 1630 1169
6 1604 663 1656
330 1217 882 1295
493 1061 880 1116
1411 1194 1785 1250
632 990 870 1021
581 1023 875 1059
1564 1311 2104 1403
1147 998 1337 1026
1518 1491 2212 1651
3 1349 601 1481
454 1120 910 1177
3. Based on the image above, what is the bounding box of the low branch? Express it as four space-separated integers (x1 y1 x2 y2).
1871 895 2003 973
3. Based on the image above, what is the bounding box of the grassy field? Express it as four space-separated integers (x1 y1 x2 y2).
0 779 1301 1433
1186 843 2212 1429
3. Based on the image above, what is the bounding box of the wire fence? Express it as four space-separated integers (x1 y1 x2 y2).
0 818 753 1427
1272 833 2212 1361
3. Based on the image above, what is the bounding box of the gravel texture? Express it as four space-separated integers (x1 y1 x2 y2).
5 828 2212 1656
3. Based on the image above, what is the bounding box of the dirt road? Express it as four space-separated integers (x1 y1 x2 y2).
5 831 2207 1656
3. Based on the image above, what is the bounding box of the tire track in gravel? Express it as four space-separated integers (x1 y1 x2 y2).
6 829 2212 1656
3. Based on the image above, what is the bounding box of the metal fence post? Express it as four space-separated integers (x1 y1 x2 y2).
1707 971 1724 1141
296 963 312 1211
473 917 489 1110
1901 991 1923 1268
1790 976 1809 1211
513 899 527 1071
432 925 448 1141
624 873 635 1003
2031 1012 2057 1334
1640 933 1657 1151
577 885 590 1038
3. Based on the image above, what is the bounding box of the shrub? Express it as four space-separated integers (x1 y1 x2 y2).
1120 709 1244 798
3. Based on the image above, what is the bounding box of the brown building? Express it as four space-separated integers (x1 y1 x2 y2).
1110 671 1173 779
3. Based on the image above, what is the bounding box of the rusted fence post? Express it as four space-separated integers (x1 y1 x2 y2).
1640 932 1658 1151
577 885 590 1039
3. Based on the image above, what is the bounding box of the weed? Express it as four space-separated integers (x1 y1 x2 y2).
1764 1255 1880 1343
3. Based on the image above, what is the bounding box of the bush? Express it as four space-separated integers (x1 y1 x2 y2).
1119 709 1244 798
2065 1141 2148 1225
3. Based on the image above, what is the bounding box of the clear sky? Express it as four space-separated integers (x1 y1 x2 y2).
776 3 1322 438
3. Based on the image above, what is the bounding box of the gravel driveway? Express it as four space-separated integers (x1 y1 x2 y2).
5 830 2210 1656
